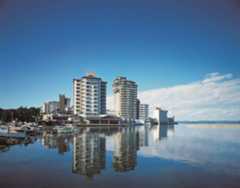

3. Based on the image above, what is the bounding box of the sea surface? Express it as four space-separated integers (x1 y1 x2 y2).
0 123 240 188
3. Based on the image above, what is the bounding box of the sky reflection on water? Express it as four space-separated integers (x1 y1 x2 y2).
0 123 240 188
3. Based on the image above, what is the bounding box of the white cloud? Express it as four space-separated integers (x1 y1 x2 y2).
107 73 240 121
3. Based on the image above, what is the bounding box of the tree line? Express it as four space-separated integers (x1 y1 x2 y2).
0 107 40 123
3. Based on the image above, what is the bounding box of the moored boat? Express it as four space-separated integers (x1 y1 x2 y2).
0 126 26 139
54 125 75 134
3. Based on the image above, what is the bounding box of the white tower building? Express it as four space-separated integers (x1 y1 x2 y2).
73 73 107 117
113 77 138 121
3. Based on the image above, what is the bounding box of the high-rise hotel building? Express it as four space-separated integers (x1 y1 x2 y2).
73 73 107 117
113 77 138 121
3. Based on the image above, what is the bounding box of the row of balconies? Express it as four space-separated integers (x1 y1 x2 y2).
75 99 101 104
75 90 100 94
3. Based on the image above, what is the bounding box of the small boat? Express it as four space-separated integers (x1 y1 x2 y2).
144 119 152 126
0 144 9 152
0 131 26 139
9 125 38 136
54 126 75 134
0 126 26 139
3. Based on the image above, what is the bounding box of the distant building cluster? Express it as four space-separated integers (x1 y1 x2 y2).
42 94 71 114
41 72 175 125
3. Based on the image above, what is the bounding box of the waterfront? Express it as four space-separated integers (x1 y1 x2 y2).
0 123 240 188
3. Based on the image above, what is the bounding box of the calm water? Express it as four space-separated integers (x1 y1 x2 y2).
1 123 240 188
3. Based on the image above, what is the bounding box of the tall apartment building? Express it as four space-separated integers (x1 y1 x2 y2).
139 104 149 121
73 73 107 117
113 77 138 121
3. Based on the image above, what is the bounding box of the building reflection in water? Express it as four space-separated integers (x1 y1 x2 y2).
137 125 149 147
72 130 106 179
136 124 175 146
70 124 175 178
159 124 168 140
112 128 139 172
2 124 175 179
42 133 71 155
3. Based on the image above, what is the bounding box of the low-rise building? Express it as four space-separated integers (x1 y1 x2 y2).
84 115 121 126
153 107 168 124
139 104 149 121
168 116 175 124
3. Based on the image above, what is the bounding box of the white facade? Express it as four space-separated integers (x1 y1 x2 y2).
73 73 107 117
139 104 149 121
113 77 138 121
153 107 168 124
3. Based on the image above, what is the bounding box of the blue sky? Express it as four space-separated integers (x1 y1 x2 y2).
0 0 240 119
